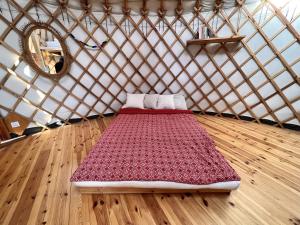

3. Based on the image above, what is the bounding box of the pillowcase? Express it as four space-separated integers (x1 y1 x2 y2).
144 94 159 109
157 95 175 109
123 93 145 109
174 94 188 110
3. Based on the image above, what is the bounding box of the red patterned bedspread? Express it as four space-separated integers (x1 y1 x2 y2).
71 109 240 185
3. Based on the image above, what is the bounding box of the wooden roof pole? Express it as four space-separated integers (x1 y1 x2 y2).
103 0 111 14
194 0 201 14
215 0 222 12
176 0 183 16
235 0 244 34
158 0 166 17
123 0 130 15
140 0 148 16
58 0 70 23
80 0 91 14
58 0 68 7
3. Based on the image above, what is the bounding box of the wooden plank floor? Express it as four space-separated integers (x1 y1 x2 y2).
0 115 300 225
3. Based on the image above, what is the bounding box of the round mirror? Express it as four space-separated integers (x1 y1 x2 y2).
22 23 69 80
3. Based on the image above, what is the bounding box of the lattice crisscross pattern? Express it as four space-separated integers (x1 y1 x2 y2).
0 0 299 131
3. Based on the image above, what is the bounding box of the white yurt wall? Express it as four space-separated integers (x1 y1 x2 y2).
0 0 299 130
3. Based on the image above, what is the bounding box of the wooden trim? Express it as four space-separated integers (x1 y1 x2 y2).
78 187 232 194
21 22 70 80
0 135 26 148
0 118 10 141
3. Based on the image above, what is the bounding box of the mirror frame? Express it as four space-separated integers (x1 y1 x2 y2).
21 22 70 80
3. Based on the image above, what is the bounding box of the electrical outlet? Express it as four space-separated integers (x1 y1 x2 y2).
11 121 20 128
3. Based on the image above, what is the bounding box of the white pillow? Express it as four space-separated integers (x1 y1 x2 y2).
174 94 187 110
157 95 175 109
123 93 145 109
144 94 159 109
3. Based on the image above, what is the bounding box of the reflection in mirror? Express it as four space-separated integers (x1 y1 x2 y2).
22 23 69 80
28 28 65 74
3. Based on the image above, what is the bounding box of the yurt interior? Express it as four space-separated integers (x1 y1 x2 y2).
0 0 299 224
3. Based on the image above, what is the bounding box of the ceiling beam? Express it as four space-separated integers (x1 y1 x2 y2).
194 0 201 14
158 0 166 17
103 0 111 14
176 0 183 16
141 0 148 16
123 0 130 15
80 0 91 14
215 0 223 12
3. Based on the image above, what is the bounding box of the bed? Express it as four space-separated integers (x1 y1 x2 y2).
71 108 240 194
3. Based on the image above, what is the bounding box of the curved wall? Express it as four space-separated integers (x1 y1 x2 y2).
0 0 299 129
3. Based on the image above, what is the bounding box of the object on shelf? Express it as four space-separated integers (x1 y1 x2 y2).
186 35 246 46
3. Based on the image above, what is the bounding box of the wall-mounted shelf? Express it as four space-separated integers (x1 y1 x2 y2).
40 46 63 52
186 35 246 46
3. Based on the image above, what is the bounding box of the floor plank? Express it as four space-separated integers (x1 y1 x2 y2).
0 115 299 225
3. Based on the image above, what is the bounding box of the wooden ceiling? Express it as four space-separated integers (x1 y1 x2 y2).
0 0 299 132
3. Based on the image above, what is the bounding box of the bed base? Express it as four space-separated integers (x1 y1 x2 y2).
78 187 231 194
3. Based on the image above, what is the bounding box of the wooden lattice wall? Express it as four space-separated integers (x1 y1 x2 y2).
0 0 299 132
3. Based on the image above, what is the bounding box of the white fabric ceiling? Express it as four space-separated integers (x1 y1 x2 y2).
42 0 261 15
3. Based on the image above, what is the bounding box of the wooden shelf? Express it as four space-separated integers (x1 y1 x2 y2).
186 36 245 45
40 46 63 52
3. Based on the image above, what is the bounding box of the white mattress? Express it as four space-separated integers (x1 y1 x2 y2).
73 180 240 190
